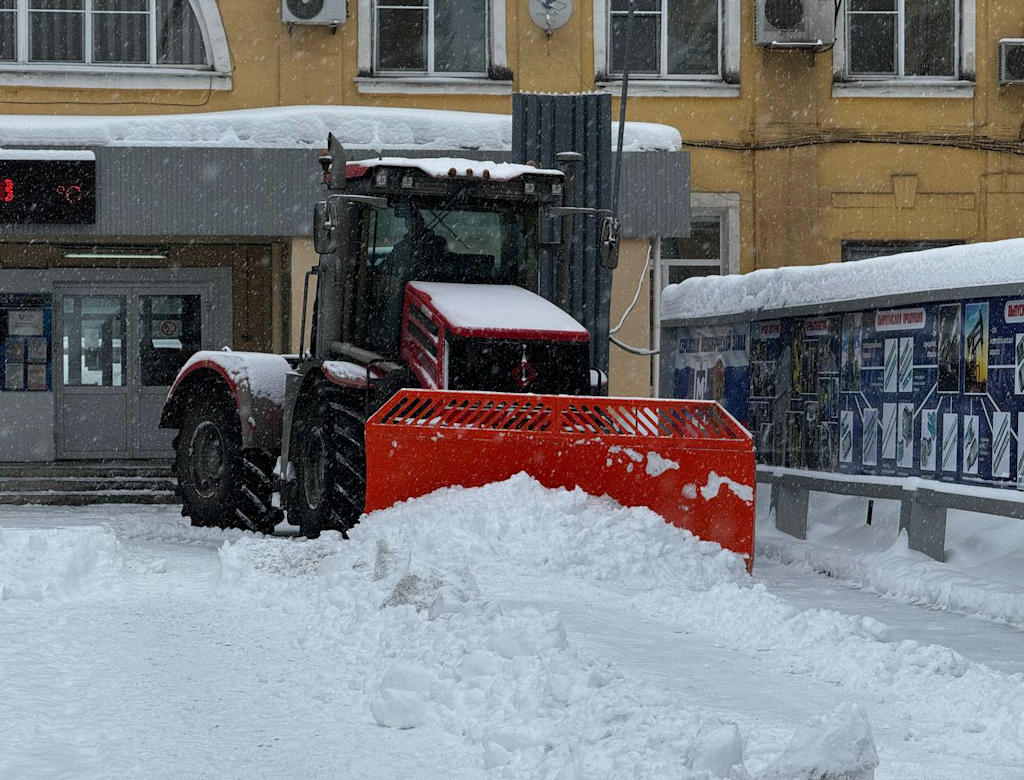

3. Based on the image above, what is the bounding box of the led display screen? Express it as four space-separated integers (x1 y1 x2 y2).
0 158 96 224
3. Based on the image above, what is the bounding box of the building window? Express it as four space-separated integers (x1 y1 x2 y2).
661 216 723 287
845 0 957 78
0 0 209 68
841 240 961 262
608 0 720 78
374 0 488 76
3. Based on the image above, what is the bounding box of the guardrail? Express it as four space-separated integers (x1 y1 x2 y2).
758 466 1024 562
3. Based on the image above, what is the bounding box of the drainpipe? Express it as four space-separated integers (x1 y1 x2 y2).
652 237 662 397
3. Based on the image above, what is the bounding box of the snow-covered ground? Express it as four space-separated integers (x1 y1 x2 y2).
2 476 1023 779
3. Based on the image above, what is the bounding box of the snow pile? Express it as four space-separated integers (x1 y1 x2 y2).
219 475 751 778
0 526 124 601
0 105 681 152
758 703 878 780
661 238 1024 322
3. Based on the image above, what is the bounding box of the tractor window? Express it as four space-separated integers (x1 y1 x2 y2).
355 203 531 355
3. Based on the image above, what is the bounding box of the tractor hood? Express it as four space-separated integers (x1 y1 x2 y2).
405 282 590 343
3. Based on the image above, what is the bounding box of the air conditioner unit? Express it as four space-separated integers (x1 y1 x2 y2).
998 39 1024 84
755 0 835 49
282 0 346 25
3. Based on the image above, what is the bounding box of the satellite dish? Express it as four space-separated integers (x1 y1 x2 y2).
529 0 572 34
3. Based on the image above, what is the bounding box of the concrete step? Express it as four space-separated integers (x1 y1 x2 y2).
0 461 178 506
0 490 179 506
0 461 173 479
0 476 176 493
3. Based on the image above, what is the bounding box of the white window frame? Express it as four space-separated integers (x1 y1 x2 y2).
660 193 739 283
0 0 231 90
594 0 740 97
833 0 974 98
356 0 509 95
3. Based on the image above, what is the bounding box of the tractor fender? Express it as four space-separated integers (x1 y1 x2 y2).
161 351 291 451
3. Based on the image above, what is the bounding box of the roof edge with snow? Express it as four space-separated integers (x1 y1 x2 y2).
0 105 681 153
661 238 1024 325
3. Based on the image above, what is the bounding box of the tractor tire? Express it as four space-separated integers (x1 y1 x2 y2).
289 382 366 538
174 391 279 534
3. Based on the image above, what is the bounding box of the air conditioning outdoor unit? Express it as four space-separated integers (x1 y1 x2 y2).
755 0 835 48
998 39 1024 84
282 0 346 25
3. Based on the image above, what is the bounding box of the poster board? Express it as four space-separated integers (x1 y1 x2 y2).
671 293 1024 489
0 294 52 393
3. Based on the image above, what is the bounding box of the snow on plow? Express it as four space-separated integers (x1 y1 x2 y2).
364 389 756 569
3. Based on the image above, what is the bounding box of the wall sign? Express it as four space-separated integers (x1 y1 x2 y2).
0 152 96 224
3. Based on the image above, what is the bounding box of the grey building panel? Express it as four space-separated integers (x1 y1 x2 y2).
0 144 686 244
513 92 613 372
616 151 690 239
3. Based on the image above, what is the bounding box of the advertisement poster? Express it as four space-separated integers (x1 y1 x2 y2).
898 337 914 394
883 339 898 394
1018 413 1024 489
992 411 1011 479
1016 333 1024 395
937 304 961 393
673 324 748 424
862 408 878 466
897 402 914 469
964 303 989 395
963 415 980 475
942 413 959 472
882 403 897 461
840 313 862 391
921 409 937 471
840 410 854 464
7 309 43 336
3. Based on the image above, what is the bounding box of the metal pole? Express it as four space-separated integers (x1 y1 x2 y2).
652 237 662 397
611 0 635 220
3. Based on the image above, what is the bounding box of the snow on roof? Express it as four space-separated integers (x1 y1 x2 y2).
0 149 95 161
0 105 681 152
349 157 562 180
661 238 1024 323
408 282 589 340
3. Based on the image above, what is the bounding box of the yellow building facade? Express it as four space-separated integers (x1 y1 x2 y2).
1 0 1022 404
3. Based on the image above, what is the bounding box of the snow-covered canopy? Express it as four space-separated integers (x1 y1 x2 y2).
662 238 1024 323
0 105 681 152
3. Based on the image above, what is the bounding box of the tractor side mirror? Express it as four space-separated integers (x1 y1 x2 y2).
313 200 338 255
600 215 620 270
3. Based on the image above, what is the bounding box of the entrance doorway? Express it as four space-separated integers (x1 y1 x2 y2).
55 285 215 459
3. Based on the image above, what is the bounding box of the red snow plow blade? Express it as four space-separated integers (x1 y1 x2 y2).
364 390 756 570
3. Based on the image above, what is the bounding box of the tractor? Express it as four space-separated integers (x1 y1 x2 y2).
159 136 756 565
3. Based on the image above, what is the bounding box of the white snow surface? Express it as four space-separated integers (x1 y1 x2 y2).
409 282 589 337
0 106 681 152
662 238 1024 322
2 476 1024 779
0 148 96 161
352 157 563 180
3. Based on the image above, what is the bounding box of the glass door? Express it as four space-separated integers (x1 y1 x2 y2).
133 291 207 456
56 292 131 458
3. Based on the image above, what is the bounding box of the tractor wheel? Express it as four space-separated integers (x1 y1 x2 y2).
174 391 279 534
289 383 366 538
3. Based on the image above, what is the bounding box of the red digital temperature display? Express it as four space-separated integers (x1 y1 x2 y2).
0 158 96 224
